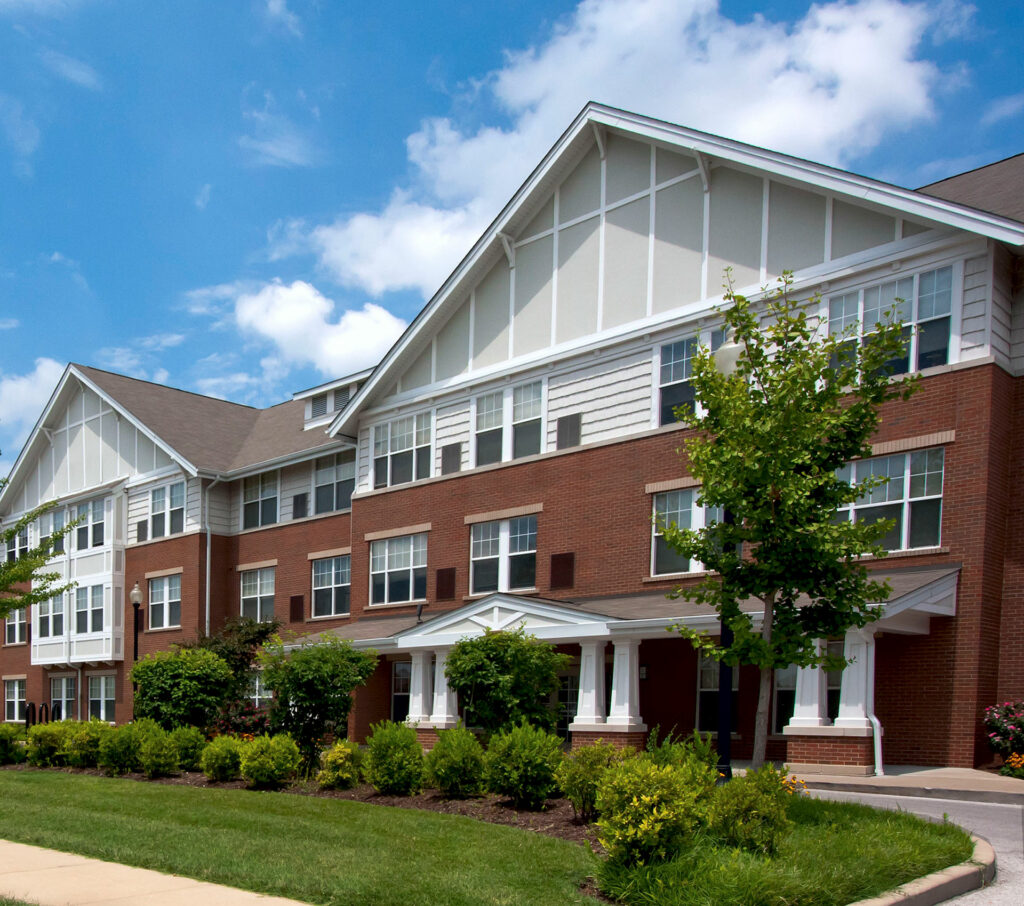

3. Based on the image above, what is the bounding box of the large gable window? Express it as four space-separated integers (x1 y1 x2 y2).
373 414 431 489
151 481 186 538
243 473 278 530
370 534 427 605
474 380 544 467
315 451 356 514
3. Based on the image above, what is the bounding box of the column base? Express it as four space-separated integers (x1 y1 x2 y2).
570 727 649 750
414 728 440 751
785 734 875 771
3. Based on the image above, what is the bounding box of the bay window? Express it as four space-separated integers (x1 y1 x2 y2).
74 585 104 634
76 499 105 549
6 526 28 562
37 595 64 638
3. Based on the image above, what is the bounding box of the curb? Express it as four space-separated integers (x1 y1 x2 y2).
848 835 996 906
803 781 1024 806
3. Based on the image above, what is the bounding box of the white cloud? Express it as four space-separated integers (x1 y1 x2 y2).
981 93 1024 128
194 372 263 400
195 183 211 210
284 0 960 299
95 346 145 377
95 333 185 379
0 318 18 330
264 0 301 37
0 1 82 14
239 89 319 168
47 250 90 292
139 332 185 351
39 49 102 90
0 91 40 176
0 357 64 464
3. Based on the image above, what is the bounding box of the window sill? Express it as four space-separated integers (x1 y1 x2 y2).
861 546 949 561
463 588 538 601
642 571 711 582
2 641 27 648
307 613 352 622
144 626 182 634
366 600 428 610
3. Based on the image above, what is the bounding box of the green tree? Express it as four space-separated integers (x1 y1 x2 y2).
259 635 377 773
130 647 234 730
181 616 281 701
444 627 571 734
663 274 916 768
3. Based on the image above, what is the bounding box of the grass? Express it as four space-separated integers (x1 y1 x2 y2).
0 771 596 906
598 794 975 906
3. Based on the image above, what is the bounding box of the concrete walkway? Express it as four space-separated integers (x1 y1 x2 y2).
797 764 1024 805
0 840 309 906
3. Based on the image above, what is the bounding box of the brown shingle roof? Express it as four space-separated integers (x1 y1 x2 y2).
919 154 1024 224
74 365 339 474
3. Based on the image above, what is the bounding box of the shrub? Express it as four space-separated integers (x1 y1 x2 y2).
556 740 622 822
596 758 704 865
0 723 24 764
26 722 71 767
365 720 424 795
317 739 364 790
201 735 243 782
484 722 563 810
240 734 301 789
131 648 234 731
425 726 485 799
645 727 718 770
983 701 1024 757
170 726 207 771
1001 752 1024 779
212 698 271 738
709 765 793 855
98 724 143 776
139 727 180 779
63 720 109 768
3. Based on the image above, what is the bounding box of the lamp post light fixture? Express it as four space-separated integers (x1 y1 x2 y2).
130 581 143 664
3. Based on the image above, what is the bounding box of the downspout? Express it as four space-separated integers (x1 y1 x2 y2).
864 629 884 776
203 477 223 637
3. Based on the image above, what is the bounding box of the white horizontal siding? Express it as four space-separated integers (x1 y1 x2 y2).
959 254 990 363
280 462 311 521
989 243 1014 372
205 482 233 535
356 428 373 493
185 478 202 533
435 403 471 473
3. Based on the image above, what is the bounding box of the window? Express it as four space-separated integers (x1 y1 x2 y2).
76 499 105 549
151 481 185 538
51 676 76 720
512 382 542 458
315 451 356 514
696 652 738 733
241 567 275 622
40 510 65 555
475 391 504 466
828 265 953 375
659 337 698 426
373 414 431 488
391 661 411 722
773 640 845 733
37 596 64 639
312 556 351 617
4 679 25 722
370 534 427 605
470 516 537 594
6 526 28 562
149 574 181 629
652 490 722 575
836 448 944 551
5 608 26 645
475 381 544 466
88 675 115 721
249 673 273 709
243 473 278 530
75 586 104 634
556 673 579 740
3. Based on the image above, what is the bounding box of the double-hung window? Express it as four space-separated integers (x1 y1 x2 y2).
151 481 185 538
474 380 544 467
370 534 427 605
51 676 76 720
37 595 64 638
4 679 25 722
88 675 115 721
5 608 26 645
475 391 504 466
243 473 278 529
76 499 105 549
241 567 275 622
470 516 538 594
149 574 181 629
512 383 543 458
373 414 431 488
75 586 104 634
652 490 722 575
828 265 954 375
40 510 65 555
315 451 356 514
836 448 943 551
312 555 351 617
659 337 698 426
6 527 28 562
249 674 273 708
391 661 411 722
696 652 737 733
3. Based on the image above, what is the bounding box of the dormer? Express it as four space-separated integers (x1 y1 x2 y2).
294 368 374 430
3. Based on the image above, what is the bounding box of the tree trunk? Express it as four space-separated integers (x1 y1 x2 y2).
751 591 775 769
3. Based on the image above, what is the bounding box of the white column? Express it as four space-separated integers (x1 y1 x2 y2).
568 640 606 730
406 651 433 726
606 638 646 730
834 628 876 730
787 639 830 728
428 646 459 728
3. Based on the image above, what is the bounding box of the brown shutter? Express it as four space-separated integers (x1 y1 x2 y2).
289 595 304 623
549 553 575 590
292 493 308 519
435 567 456 601
136 520 148 543
556 413 582 449
441 443 462 475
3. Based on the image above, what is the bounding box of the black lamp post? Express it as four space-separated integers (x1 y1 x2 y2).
130 581 143 663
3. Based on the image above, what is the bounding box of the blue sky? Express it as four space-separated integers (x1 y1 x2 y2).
0 0 1021 474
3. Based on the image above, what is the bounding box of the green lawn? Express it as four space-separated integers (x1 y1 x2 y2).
0 771 595 906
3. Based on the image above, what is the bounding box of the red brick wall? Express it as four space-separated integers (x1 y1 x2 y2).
786 736 874 766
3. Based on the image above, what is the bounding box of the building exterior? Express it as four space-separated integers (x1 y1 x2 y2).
3 105 1023 774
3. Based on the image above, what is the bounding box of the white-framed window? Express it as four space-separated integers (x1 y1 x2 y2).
373 414 431 488
659 337 699 426
314 451 356 514
241 567 275 622
470 516 537 594
474 380 544 467
370 534 427 605
696 652 738 734
76 499 105 550
391 660 411 722
312 555 351 617
151 481 185 538
243 473 278 530
836 448 943 551
4 679 26 722
88 675 115 722
773 640 844 734
51 676 77 721
828 265 954 375
74 585 104 634
6 526 29 562
5 608 26 645
40 510 65 555
651 490 722 576
249 673 273 708
37 595 65 639
149 574 182 629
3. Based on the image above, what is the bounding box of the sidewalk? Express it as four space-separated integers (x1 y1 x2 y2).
791 765 1024 805
0 840 309 906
